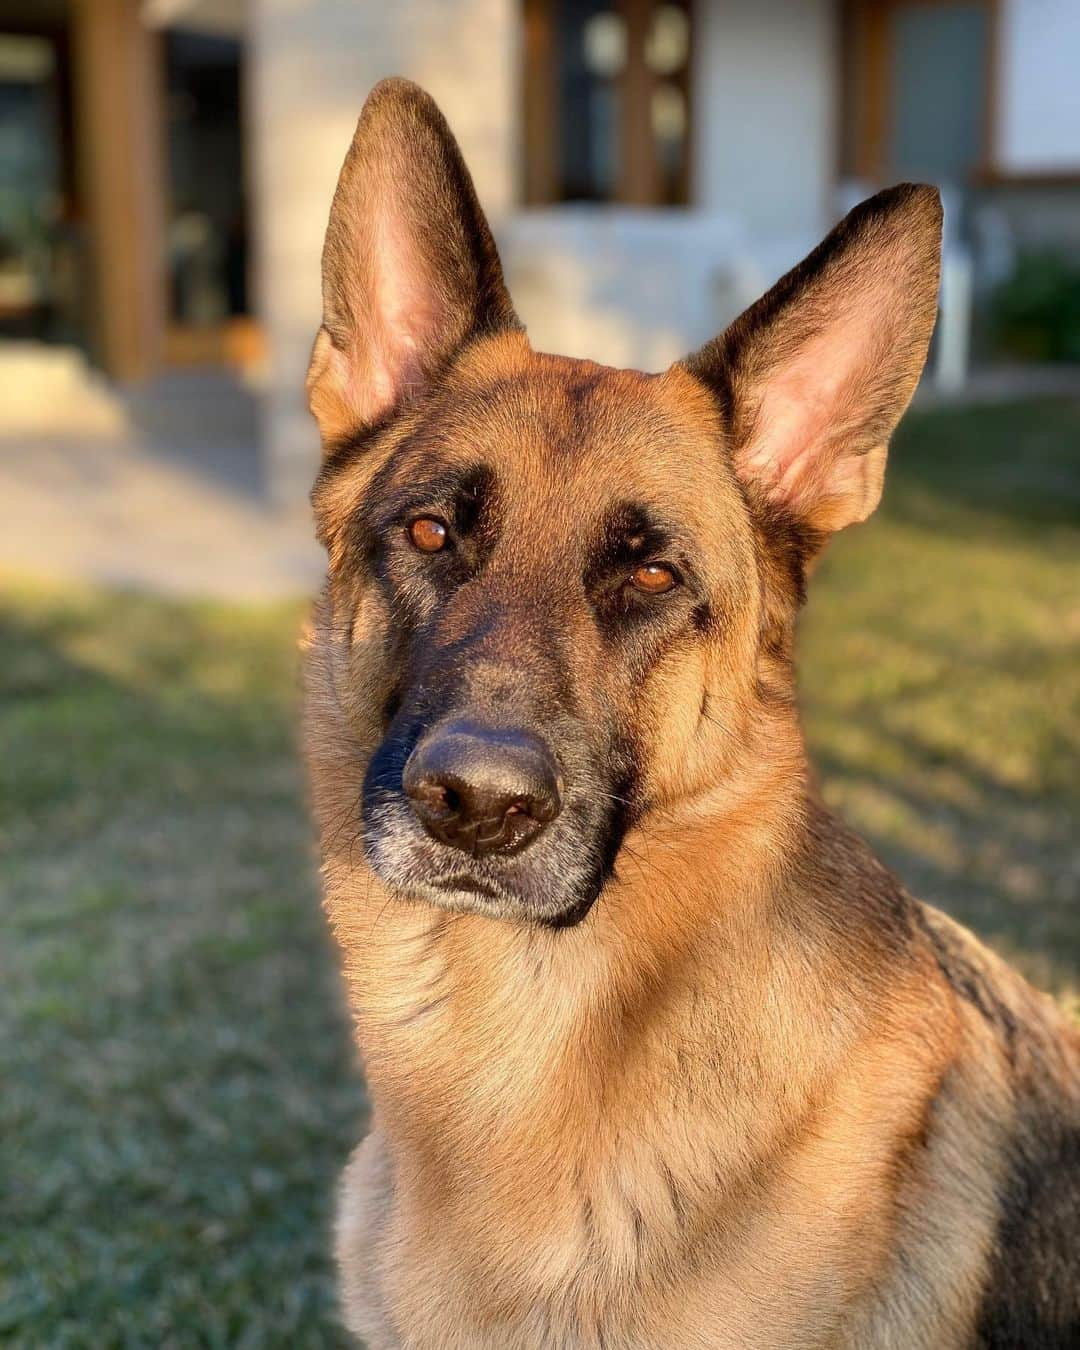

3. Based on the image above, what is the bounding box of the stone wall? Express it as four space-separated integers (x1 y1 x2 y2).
249 0 519 503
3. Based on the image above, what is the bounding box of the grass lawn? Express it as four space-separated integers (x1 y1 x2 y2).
2 398 1078 1347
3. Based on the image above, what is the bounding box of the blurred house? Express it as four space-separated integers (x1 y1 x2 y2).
1 0 1078 501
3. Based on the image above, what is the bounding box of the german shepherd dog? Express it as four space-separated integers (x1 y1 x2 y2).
302 80 1080 1348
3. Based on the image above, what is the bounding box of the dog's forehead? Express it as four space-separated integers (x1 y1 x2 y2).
447 339 706 447
315 334 744 549
431 337 736 514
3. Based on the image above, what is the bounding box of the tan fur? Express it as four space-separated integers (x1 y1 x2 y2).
301 80 1080 1348
308 573 1078 1346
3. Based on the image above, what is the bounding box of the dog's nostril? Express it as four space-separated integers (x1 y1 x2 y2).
411 779 456 818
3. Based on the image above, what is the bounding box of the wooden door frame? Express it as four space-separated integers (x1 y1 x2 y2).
71 0 166 381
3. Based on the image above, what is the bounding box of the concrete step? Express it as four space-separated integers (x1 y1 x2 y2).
0 342 125 435
121 369 260 450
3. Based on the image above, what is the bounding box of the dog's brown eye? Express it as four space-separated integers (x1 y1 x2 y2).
408 517 448 553
631 563 677 595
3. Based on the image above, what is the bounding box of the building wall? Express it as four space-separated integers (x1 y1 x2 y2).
504 0 841 374
996 0 1080 175
249 0 840 501
249 0 519 502
692 0 836 249
499 209 751 373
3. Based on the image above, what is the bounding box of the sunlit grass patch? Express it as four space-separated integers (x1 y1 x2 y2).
1 581 362 1348
801 398 1080 1000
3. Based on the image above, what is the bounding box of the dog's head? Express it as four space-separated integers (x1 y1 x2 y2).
305 79 941 927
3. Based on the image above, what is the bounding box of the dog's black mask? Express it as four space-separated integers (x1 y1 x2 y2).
358 513 639 926
344 418 710 927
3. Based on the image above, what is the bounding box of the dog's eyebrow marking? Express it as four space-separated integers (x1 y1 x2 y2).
450 463 497 541
585 500 676 590
364 461 497 538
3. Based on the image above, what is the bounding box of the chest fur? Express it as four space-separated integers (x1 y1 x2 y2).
336 921 962 1349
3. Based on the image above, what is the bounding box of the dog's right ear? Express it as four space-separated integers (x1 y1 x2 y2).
680 184 942 540
307 78 519 451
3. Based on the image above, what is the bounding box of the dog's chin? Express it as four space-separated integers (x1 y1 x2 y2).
362 804 603 928
385 873 595 927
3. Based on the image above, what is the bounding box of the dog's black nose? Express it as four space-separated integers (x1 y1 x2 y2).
403 722 562 856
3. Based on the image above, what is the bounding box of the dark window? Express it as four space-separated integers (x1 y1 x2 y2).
0 28 84 345
524 0 692 206
165 29 248 324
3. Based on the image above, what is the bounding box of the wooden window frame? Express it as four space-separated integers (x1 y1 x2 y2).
522 0 693 207
842 0 1000 188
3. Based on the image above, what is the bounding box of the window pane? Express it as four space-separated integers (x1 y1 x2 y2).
165 30 248 325
555 0 623 201
538 0 693 206
645 2 690 205
0 35 66 341
889 2 989 184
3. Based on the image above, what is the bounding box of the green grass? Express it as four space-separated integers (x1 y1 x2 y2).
1 593 363 1348
2 398 1078 1345
801 398 1080 1006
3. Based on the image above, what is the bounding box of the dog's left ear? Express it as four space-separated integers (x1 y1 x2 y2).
682 184 942 536
307 78 519 450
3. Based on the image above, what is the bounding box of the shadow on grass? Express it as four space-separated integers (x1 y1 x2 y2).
801 397 1080 1001
1 595 365 1349
886 398 1080 535
812 723 1078 996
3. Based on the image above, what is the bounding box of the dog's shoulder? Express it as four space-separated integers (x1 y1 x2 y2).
973 1108 1080 1348
811 810 1080 1346
909 904 1080 1346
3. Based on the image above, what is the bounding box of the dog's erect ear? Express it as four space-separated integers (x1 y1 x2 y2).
682 184 942 536
307 78 519 449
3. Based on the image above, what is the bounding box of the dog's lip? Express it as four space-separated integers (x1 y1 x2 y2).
430 873 501 900
423 870 598 927
363 786 610 924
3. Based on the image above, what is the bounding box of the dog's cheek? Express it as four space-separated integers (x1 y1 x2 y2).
334 585 403 754
633 610 762 809
631 640 713 806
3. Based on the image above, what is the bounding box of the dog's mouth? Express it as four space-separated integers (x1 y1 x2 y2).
360 779 623 928
432 873 501 899
357 712 633 926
